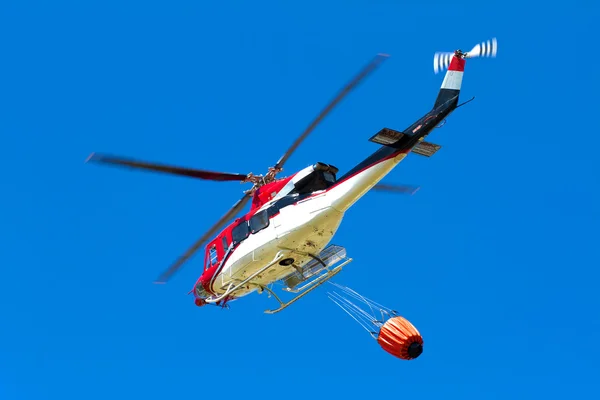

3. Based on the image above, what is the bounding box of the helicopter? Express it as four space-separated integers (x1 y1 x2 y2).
86 38 497 314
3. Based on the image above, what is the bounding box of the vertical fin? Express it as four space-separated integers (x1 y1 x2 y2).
433 54 465 110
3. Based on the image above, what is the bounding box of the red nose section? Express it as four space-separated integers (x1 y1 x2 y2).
195 298 207 307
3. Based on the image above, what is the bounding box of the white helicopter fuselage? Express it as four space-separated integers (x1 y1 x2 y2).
209 150 409 298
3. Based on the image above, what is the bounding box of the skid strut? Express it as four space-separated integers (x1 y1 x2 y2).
262 246 353 314
262 264 346 314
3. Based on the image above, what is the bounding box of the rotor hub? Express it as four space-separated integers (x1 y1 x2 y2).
243 165 284 192
454 49 467 58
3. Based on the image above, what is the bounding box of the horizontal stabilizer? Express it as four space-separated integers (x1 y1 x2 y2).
369 127 405 146
412 141 441 157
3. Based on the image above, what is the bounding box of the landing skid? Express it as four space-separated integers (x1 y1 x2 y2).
262 245 353 314
203 245 353 314
262 265 343 314
204 251 286 304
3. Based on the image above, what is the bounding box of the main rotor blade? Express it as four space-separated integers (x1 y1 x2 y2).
86 152 248 182
154 192 252 284
372 183 420 195
274 53 389 171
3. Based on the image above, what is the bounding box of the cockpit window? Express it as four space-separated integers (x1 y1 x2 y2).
249 210 269 234
232 220 250 244
209 245 218 265
222 235 230 251
195 284 209 298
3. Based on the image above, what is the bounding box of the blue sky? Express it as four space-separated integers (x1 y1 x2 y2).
1 0 599 399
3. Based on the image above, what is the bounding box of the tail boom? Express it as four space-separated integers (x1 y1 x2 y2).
324 51 473 212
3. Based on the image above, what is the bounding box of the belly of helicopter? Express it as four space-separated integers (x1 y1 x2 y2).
211 194 344 297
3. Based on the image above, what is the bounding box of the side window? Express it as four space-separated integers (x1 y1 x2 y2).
249 210 269 234
209 245 218 265
232 220 250 244
222 235 229 251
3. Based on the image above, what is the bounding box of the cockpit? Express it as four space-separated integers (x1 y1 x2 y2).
195 162 339 296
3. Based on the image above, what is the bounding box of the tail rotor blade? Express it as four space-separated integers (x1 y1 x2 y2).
468 43 482 58
433 38 497 73
467 38 498 58
433 52 453 74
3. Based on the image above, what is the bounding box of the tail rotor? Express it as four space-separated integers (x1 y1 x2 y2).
433 37 498 74
433 52 453 74
465 37 498 59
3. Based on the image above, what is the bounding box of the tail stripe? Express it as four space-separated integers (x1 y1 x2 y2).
440 56 465 91
441 71 463 91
